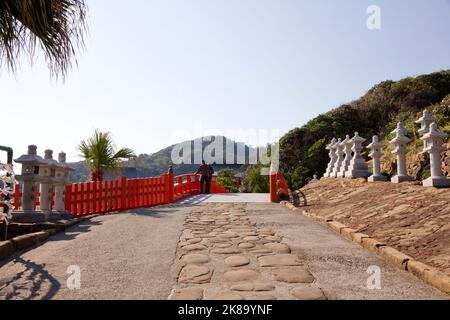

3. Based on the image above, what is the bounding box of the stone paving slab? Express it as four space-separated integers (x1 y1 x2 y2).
169 202 448 300
170 202 329 300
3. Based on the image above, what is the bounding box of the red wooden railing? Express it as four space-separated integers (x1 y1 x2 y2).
10 172 228 217
270 172 290 203
63 173 227 217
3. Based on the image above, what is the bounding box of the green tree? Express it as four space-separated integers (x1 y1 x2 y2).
217 168 239 193
78 130 136 181
0 0 87 77
242 164 269 193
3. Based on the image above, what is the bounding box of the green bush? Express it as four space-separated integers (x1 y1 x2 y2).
217 168 239 193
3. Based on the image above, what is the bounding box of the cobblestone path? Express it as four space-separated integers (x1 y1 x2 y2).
169 203 326 300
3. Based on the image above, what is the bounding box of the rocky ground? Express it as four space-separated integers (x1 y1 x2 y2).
301 178 450 276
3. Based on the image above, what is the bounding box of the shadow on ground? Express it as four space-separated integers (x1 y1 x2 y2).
0 257 60 300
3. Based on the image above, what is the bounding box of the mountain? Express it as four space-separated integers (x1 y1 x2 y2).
280 70 450 189
69 136 261 182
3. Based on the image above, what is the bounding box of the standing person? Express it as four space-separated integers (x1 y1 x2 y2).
196 160 210 194
205 163 215 194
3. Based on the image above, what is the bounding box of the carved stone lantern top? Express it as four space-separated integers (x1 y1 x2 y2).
422 122 447 139
367 135 385 149
326 138 338 150
367 136 385 158
340 135 352 146
351 132 366 144
14 145 46 165
390 123 411 144
14 145 46 177
422 123 448 153
57 152 75 172
42 150 60 168
416 110 436 136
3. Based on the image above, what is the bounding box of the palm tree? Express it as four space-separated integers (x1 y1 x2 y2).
0 0 87 78
78 130 136 182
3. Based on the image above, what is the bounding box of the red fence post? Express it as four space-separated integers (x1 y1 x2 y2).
119 176 127 211
14 184 22 210
168 172 174 203
64 184 71 213
163 174 170 204
270 172 277 203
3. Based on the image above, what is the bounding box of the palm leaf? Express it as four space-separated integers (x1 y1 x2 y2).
0 0 87 78
77 129 136 181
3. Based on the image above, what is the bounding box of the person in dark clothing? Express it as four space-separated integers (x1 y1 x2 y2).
205 164 214 194
196 160 211 194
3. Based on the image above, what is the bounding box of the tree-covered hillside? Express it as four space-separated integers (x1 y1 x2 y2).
280 70 450 189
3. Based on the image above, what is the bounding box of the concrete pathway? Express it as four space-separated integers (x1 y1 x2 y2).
0 206 189 300
0 196 448 300
170 200 449 300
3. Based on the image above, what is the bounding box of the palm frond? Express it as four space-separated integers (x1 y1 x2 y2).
0 0 87 78
77 129 135 181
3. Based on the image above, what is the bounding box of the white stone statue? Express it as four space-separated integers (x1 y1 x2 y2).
390 122 414 183
367 136 387 182
331 138 345 178
421 123 450 188
324 138 338 177
345 132 370 178
337 135 353 177
416 110 436 152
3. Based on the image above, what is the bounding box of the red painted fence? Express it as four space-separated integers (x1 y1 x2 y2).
270 172 289 203
11 173 227 217
64 173 227 217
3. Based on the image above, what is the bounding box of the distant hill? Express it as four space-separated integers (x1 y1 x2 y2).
69 136 260 182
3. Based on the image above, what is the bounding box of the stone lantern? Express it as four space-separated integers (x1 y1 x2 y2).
39 149 60 212
337 135 353 177
331 138 344 178
324 138 338 178
421 123 450 188
345 132 370 178
54 152 75 214
416 110 436 152
390 123 414 183
14 145 45 212
367 136 387 182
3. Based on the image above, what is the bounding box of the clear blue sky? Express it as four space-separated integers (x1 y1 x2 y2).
1 0 450 163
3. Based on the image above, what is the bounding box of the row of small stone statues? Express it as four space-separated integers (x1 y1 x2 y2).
323 110 450 188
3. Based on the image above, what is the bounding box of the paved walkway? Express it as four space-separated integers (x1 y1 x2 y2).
0 195 448 300
0 206 189 300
